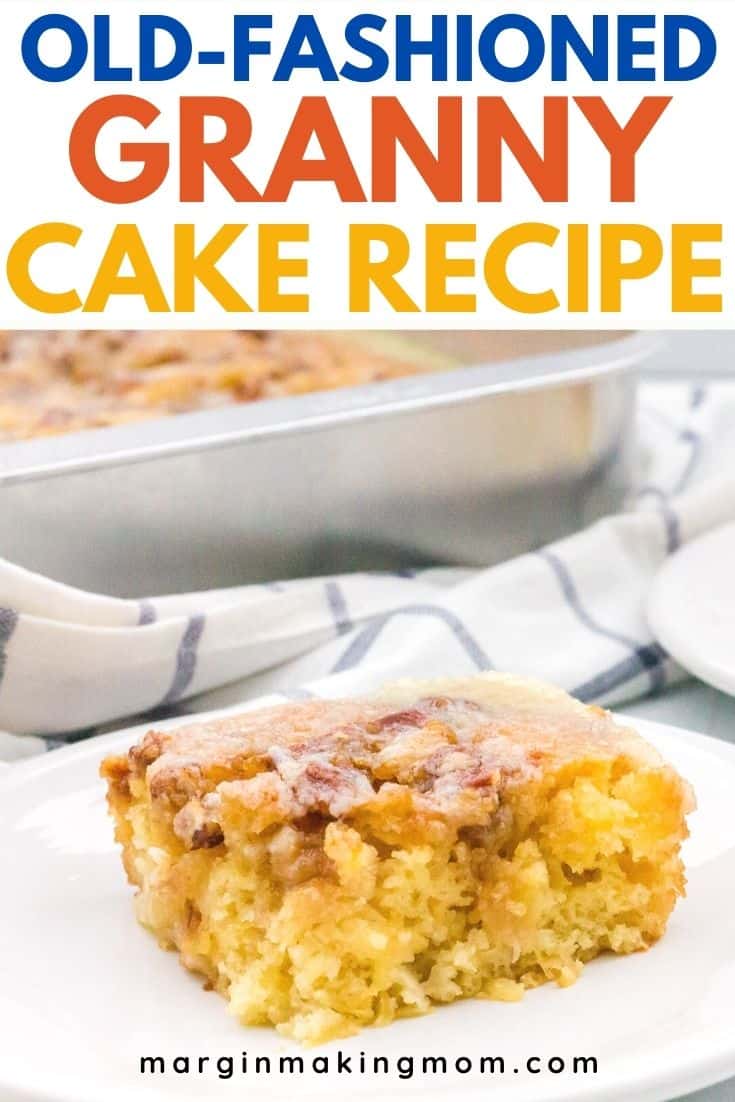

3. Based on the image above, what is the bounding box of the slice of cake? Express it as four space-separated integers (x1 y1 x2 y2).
101 674 693 1044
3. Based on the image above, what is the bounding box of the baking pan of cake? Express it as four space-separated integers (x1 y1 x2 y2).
0 330 655 595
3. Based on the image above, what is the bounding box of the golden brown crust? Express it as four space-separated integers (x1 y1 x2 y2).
101 674 690 854
0 330 420 441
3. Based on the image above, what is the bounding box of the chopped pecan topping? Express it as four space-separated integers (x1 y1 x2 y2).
191 825 225 850
369 709 427 732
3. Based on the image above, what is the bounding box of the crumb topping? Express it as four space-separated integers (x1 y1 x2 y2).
105 678 657 851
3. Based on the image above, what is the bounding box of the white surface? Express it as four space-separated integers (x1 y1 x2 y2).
1 713 734 1102
647 523 735 696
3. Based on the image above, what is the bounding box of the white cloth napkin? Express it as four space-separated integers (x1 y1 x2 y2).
2 381 734 763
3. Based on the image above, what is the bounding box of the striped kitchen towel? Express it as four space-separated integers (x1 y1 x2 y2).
1 380 734 763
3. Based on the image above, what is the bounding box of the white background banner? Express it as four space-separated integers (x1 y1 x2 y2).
0 0 733 328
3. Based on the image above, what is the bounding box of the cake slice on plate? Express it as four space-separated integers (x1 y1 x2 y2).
101 673 693 1044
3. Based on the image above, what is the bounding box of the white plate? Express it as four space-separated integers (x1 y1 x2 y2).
648 523 735 696
1 714 735 1102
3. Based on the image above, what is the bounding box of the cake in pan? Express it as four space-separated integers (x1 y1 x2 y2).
0 329 620 444
0 330 424 441
101 674 693 1044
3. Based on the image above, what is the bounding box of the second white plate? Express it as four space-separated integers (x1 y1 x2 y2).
648 522 735 696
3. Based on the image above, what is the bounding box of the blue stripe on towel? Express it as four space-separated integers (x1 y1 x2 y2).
138 600 157 626
657 501 682 554
0 608 19 689
160 615 206 705
674 427 703 494
332 604 493 673
540 551 667 694
640 393 706 496
325 581 352 636
572 644 668 702
633 488 682 554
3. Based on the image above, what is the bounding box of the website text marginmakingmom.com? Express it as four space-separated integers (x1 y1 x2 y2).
140 1049 599 1082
